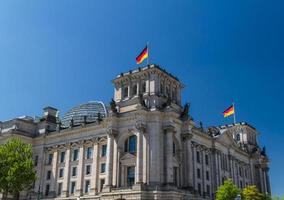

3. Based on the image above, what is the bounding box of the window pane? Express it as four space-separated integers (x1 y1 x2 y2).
101 163 106 173
127 166 135 187
132 84 137 95
101 145 107 157
73 149 78 161
60 151 65 163
129 135 137 153
85 180 90 193
86 147 93 159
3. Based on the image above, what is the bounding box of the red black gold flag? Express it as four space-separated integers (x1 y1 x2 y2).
223 105 235 117
136 46 149 64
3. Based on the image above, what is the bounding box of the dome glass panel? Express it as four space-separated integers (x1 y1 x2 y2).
61 101 107 127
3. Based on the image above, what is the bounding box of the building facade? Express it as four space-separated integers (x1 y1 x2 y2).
0 65 270 200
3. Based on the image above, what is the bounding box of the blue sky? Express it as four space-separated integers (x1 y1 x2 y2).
0 0 283 196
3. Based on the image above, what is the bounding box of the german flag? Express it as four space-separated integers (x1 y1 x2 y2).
223 105 235 117
136 46 148 64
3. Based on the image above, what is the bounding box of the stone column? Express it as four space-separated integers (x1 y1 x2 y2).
264 168 271 194
201 149 205 195
164 124 175 185
187 138 193 188
62 145 71 197
116 150 121 187
112 139 118 187
135 131 144 184
90 140 99 195
192 143 196 190
211 148 217 193
258 166 265 192
76 142 84 196
143 131 149 184
50 149 58 197
104 129 116 191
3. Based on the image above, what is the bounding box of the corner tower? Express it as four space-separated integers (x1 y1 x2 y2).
112 64 183 113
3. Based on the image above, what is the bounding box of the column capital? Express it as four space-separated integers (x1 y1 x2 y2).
106 127 118 137
135 120 147 133
163 123 176 133
181 131 193 141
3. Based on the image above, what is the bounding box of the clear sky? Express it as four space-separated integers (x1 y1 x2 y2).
0 0 283 196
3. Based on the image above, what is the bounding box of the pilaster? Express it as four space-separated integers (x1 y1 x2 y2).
50 148 58 197
164 124 175 185
75 141 84 196
90 138 99 195
62 144 71 197
103 128 117 191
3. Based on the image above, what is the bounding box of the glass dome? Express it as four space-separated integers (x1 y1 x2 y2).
61 101 107 127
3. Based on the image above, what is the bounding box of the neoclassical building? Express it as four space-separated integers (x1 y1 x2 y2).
0 65 270 200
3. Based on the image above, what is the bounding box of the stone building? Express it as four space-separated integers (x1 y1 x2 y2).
0 65 270 200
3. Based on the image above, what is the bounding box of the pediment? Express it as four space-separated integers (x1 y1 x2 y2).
120 152 136 160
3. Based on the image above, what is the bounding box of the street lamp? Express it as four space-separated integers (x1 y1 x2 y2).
235 194 241 200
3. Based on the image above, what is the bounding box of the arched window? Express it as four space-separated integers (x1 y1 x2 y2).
160 82 164 94
236 133 240 141
132 84 137 95
124 135 137 154
172 88 177 101
123 87 129 99
166 86 170 97
142 81 146 93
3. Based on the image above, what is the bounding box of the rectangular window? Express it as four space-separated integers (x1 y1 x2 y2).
34 155 38 166
127 166 135 187
173 167 178 186
239 167 242 177
45 184 50 196
70 182 76 194
72 167 77 177
59 168 64 178
101 145 107 157
196 151 200 163
198 183 201 195
132 84 138 95
123 87 129 98
205 154 209 165
206 171 210 181
47 153 53 165
73 149 78 161
100 163 106 173
85 180 90 193
46 170 51 180
142 81 146 93
60 151 65 163
58 183 62 195
86 147 93 159
86 165 91 175
197 168 201 179
206 185 210 195
100 179 105 191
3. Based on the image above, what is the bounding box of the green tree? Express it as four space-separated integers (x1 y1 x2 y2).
242 185 263 200
0 138 36 200
216 179 240 200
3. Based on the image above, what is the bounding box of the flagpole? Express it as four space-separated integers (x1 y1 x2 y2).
233 102 236 124
147 41 149 65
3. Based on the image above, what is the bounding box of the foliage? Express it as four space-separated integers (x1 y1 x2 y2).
216 179 240 200
0 138 36 198
272 196 284 200
242 185 264 200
